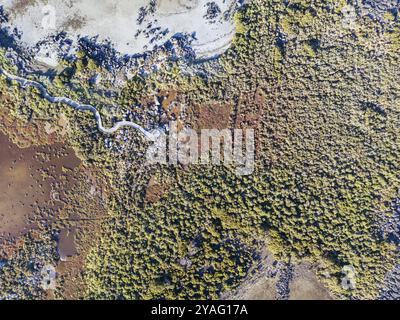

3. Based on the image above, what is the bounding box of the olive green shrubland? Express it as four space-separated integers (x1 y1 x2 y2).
1 0 399 299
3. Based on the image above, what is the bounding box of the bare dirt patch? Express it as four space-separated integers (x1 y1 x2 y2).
289 263 333 300
223 247 333 300
188 102 232 130
144 176 169 205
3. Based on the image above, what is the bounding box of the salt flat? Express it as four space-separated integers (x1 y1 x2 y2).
2 0 237 61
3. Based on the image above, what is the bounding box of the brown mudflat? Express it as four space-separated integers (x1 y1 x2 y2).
0 132 81 242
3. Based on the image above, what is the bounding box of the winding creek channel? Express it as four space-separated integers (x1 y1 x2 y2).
0 67 156 141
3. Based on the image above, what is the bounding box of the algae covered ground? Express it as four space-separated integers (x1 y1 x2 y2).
0 0 400 300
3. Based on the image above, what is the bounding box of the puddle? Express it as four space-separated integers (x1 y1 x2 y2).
58 228 77 261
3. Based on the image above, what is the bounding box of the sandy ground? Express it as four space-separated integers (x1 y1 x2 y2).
2 0 237 62
288 263 333 300
223 247 333 300
228 262 333 300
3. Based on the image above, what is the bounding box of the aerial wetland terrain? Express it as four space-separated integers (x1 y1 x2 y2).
0 0 400 300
